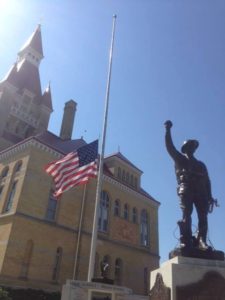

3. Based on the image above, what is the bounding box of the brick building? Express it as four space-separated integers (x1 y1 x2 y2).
0 26 160 296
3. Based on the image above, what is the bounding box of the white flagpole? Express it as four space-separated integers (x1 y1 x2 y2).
73 184 87 280
87 15 117 282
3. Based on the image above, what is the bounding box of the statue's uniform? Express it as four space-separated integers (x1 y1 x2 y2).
165 129 212 247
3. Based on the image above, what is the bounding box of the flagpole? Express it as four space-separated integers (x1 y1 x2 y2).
87 15 117 282
73 184 87 280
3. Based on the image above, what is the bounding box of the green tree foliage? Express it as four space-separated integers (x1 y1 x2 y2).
0 288 11 300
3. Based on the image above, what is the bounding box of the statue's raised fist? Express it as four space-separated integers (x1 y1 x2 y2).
164 120 173 129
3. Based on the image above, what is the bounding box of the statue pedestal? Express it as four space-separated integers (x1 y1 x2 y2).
150 256 225 300
169 246 224 261
61 280 148 300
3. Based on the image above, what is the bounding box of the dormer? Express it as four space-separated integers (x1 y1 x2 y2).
104 152 143 190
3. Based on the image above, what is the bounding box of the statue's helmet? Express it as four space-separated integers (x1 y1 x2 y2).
181 139 199 154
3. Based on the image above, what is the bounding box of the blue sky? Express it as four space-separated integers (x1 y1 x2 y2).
1 0 225 264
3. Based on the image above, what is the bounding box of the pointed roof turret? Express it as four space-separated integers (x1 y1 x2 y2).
18 24 43 58
0 25 45 95
0 63 17 84
42 82 53 110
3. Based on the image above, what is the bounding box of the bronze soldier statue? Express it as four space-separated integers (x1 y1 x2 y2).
164 120 216 250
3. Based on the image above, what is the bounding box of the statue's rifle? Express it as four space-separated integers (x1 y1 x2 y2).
208 198 219 213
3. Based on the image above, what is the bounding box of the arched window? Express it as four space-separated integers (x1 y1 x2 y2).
122 170 125 181
130 174 134 186
14 160 22 173
114 258 123 285
1 166 9 179
4 181 17 212
20 239 33 278
118 167 121 179
25 127 34 138
132 207 138 223
134 177 138 189
126 172 129 183
46 190 58 221
52 247 63 281
124 203 129 220
114 199 120 217
98 191 110 232
140 209 149 246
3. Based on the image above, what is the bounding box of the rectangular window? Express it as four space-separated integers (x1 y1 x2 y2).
140 224 149 246
46 195 57 221
98 192 109 232
52 247 63 281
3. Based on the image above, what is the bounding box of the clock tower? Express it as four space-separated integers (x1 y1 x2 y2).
0 25 53 151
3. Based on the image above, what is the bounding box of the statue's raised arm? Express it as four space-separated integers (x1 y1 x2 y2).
164 120 183 162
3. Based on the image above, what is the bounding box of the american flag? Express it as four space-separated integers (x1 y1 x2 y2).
45 140 98 198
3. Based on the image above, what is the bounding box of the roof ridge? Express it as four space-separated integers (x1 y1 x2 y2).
105 151 143 173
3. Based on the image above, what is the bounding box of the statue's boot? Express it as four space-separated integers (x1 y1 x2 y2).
198 238 210 250
197 229 210 250
178 220 193 249
197 222 211 250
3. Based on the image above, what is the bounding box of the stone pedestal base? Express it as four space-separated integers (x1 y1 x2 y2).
169 247 224 261
61 280 148 300
150 256 225 300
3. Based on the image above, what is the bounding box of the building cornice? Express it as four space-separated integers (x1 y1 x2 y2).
0 137 159 208
0 138 62 161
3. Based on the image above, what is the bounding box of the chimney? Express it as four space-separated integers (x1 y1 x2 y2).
60 100 77 140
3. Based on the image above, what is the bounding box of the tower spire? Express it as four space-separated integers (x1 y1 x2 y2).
0 25 52 151
17 24 43 67
42 82 53 111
